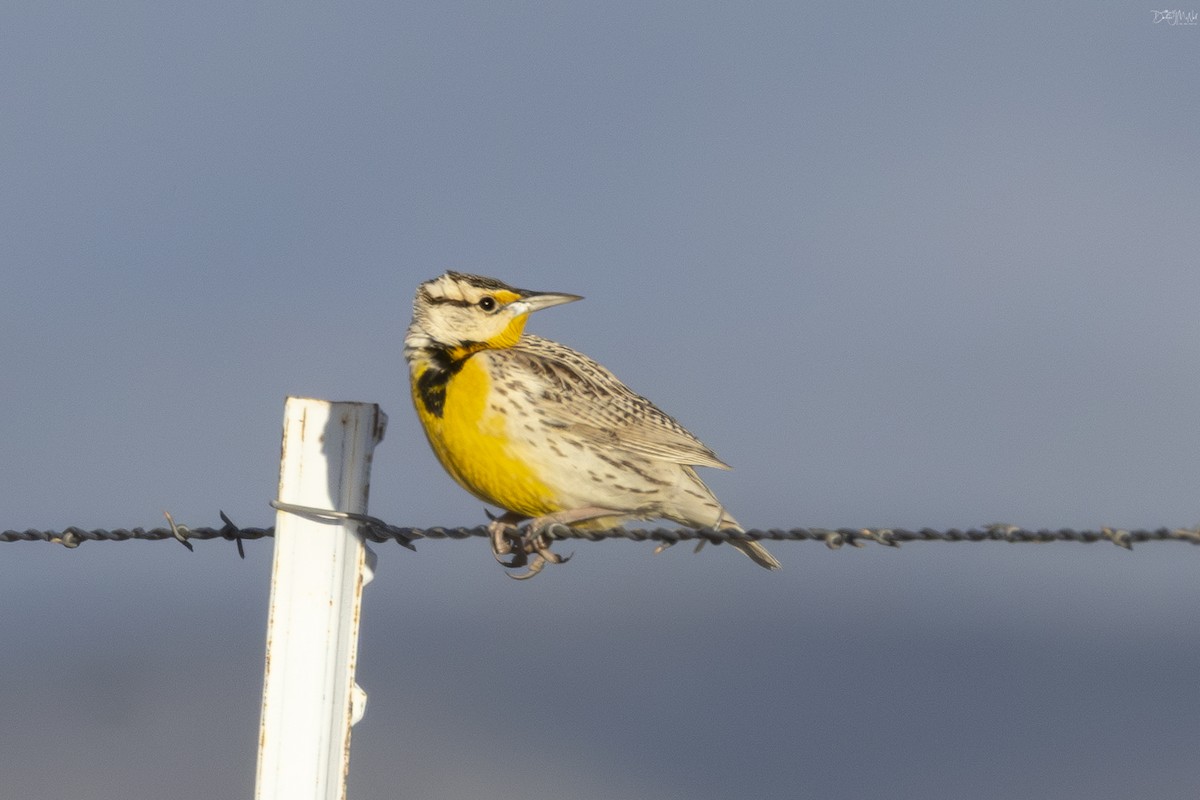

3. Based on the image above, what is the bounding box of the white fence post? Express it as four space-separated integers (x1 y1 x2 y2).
255 397 387 800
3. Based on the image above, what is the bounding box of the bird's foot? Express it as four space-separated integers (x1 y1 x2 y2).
485 507 620 580
486 510 524 559
485 511 562 580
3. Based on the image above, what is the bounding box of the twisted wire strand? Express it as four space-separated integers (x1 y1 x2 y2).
4 516 1200 551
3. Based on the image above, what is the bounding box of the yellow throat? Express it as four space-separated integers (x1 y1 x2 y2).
409 308 558 518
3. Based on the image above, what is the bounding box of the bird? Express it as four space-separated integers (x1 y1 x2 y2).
403 271 780 577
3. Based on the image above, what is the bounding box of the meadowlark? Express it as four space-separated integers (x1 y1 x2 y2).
404 271 780 577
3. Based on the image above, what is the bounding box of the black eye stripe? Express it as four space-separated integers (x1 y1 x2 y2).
420 293 512 310
418 273 536 307
420 290 473 308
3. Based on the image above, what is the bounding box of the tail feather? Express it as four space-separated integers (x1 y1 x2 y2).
730 539 782 570
723 525 782 570
716 510 781 571
669 468 781 570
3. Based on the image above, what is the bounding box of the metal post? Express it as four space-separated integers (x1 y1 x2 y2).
255 397 387 800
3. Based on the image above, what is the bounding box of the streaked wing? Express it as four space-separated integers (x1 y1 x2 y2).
509 335 732 470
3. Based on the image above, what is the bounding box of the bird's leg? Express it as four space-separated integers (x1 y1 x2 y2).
486 510 529 566
521 506 624 565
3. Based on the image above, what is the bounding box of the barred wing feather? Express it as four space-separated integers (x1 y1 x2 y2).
510 336 732 470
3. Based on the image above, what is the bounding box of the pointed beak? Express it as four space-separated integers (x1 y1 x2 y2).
509 291 583 315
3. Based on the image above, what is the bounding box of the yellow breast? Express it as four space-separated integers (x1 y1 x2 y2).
411 354 558 518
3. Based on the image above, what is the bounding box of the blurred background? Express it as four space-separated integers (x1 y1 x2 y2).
2 3 1199 798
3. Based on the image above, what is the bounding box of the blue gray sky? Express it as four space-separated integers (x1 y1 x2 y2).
3 3 1200 799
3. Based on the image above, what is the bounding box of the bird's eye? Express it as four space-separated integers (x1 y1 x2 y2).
478 296 497 312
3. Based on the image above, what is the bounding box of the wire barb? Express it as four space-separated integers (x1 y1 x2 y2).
219 511 246 559
163 511 194 552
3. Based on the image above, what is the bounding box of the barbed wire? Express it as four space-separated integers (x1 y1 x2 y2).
4 509 1200 554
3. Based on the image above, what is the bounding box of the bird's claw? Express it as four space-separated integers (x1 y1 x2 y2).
486 516 570 579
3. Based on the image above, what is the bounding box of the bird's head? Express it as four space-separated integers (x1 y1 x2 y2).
407 271 582 354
